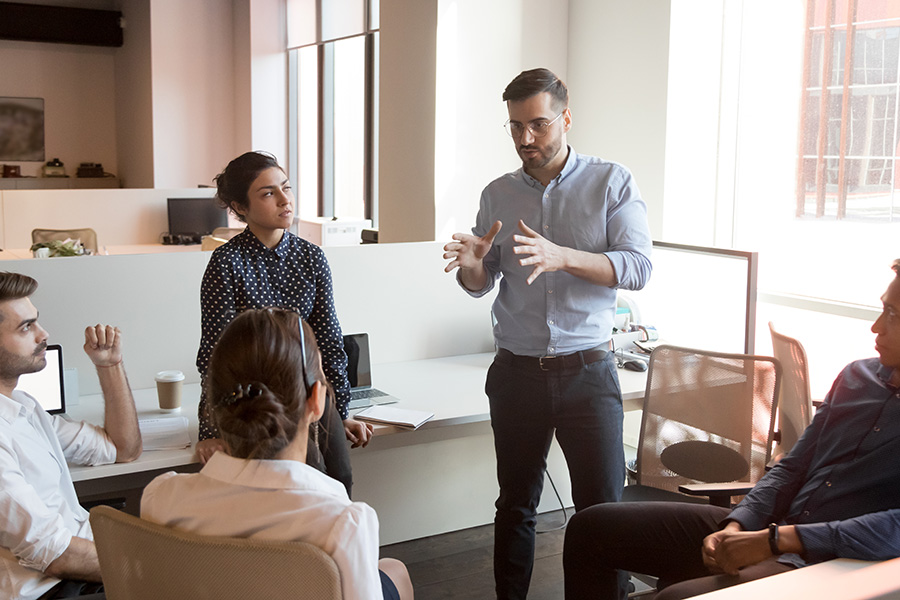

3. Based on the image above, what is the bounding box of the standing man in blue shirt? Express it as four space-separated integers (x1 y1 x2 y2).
443 68 653 599
563 259 900 600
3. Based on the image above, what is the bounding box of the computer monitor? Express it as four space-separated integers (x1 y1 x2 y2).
15 344 65 414
620 242 758 354
166 197 227 240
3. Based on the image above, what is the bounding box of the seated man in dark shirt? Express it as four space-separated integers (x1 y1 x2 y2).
563 258 900 600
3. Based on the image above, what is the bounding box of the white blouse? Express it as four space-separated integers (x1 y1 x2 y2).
141 452 383 600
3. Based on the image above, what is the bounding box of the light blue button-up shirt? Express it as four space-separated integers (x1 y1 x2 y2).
461 147 652 357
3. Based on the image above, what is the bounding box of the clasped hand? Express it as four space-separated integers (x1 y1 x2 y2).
702 523 772 575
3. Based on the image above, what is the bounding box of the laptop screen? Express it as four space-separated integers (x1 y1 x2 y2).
343 333 372 390
16 344 65 414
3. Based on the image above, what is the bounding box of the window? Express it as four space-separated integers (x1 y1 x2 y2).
664 0 899 393
286 0 379 223
798 0 900 220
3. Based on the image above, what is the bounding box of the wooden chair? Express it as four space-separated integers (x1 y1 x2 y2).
90 505 343 600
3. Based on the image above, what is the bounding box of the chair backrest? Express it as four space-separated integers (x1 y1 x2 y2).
768 322 814 456
89 505 343 600
211 226 244 240
634 345 781 494
31 228 98 252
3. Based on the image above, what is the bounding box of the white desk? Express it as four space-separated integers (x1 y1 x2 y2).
65 352 649 543
692 558 900 600
69 353 648 480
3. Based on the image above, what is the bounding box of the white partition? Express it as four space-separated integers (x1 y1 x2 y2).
0 188 216 248
0 241 495 397
325 242 496 363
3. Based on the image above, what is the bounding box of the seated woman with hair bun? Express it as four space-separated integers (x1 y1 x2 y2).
141 309 413 600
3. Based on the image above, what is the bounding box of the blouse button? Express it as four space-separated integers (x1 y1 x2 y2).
874 426 881 432
825 481 832 487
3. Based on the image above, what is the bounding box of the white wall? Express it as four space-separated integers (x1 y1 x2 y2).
149 0 237 188
115 0 155 188
433 0 568 243
248 0 289 160
0 40 118 179
566 0 671 239
378 0 438 243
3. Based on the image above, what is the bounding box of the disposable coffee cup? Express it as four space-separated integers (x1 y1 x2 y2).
155 370 184 413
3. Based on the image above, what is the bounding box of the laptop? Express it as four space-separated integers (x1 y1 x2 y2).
344 333 400 410
16 344 66 414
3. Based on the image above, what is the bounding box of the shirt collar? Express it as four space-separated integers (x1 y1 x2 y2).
236 228 291 260
519 145 577 189
0 391 30 425
877 364 899 391
200 452 348 498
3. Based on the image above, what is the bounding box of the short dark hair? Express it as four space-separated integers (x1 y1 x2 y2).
502 68 568 111
206 308 329 460
0 272 37 323
213 151 283 223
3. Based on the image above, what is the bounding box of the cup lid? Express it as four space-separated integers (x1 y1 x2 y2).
155 370 185 382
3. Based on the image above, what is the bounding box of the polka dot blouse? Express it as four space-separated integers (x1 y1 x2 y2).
196 228 350 440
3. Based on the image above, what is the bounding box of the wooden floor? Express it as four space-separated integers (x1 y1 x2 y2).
380 510 571 600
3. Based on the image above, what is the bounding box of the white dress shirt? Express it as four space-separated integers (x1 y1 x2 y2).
141 452 383 600
0 390 117 600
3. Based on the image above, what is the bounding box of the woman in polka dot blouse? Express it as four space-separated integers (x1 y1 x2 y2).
194 151 373 494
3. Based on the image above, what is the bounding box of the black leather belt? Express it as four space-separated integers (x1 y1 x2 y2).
496 346 609 372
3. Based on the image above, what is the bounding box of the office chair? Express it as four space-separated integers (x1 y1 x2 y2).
768 322 815 461
90 505 343 600
623 345 781 508
31 228 98 252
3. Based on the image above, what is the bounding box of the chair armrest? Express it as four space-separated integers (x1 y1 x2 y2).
678 482 754 508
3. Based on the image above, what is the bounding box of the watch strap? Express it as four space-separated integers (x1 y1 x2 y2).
768 523 783 555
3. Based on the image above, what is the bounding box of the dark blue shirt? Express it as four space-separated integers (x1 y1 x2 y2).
728 358 900 565
196 229 351 440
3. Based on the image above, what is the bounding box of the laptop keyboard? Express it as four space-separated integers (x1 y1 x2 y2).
351 388 389 400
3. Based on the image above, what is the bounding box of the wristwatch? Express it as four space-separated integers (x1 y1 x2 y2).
768 523 783 555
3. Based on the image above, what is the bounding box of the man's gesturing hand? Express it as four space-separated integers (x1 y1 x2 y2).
513 220 568 285
443 220 502 273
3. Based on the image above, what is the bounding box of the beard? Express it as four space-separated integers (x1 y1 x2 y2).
517 136 564 171
0 342 47 381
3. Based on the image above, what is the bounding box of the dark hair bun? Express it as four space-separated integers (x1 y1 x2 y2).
213 382 299 459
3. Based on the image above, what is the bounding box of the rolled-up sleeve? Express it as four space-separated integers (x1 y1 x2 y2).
0 450 72 572
53 418 116 466
796 510 900 563
604 167 652 291
456 191 501 299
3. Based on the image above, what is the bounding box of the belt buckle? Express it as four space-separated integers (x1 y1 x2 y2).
539 355 553 371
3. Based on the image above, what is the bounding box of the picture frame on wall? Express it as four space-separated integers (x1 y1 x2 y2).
0 97 45 161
